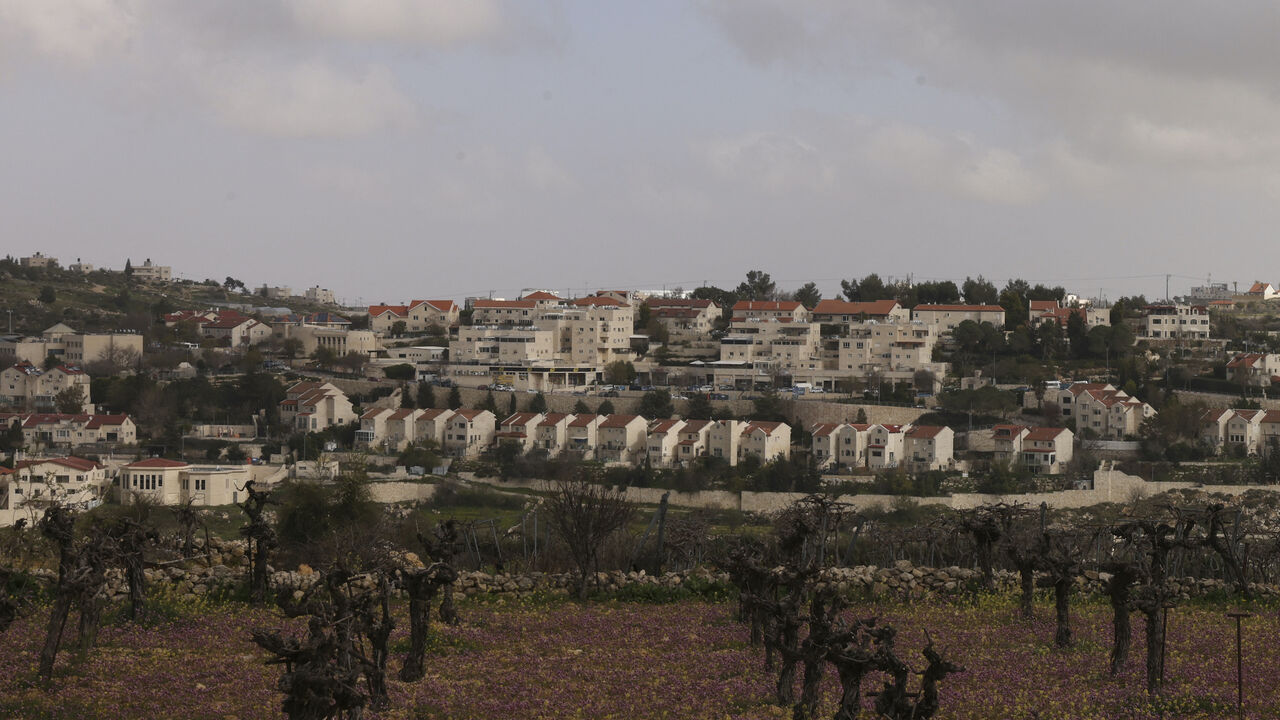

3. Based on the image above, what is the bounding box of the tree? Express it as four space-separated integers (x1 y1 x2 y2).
479 391 498 414
281 337 303 360
529 392 548 414
389 320 407 338
596 399 616 415
841 274 890 302
336 351 367 375
53 386 86 414
792 282 821 310
603 361 637 385
310 346 339 370
416 382 435 409
399 383 416 409
637 389 674 419
507 392 517 415
961 276 998 305
999 289 1028 329
124 258 133 279
544 475 633 599
223 276 245 293
572 399 590 414
38 286 56 304
685 393 714 420
736 270 777 302
447 387 462 410
42 353 60 371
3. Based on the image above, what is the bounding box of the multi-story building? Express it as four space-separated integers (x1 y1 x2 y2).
68 259 94 274
0 325 143 368
305 286 336 304
596 414 648 464
811 299 910 328
368 300 460 335
731 300 809 323
910 304 1006 333
131 258 171 283
1073 387 1155 439
566 414 604 459
0 413 136 448
738 421 791 465
283 325 380 358
0 362 92 412
645 299 720 341
278 381 356 431
673 419 713 465
1 456 107 526
1203 409 1280 456
534 413 574 457
1019 427 1074 474
1225 353 1280 388
495 412 545 454
20 252 57 268
121 458 255 506
903 425 954 472
1142 304 1210 340
646 419 686 468
992 425 1032 465
865 424 907 469
444 409 496 458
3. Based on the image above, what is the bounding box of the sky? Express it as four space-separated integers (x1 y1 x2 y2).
2 1 1277 307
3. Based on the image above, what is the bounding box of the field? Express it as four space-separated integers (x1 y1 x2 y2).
1 591 1278 719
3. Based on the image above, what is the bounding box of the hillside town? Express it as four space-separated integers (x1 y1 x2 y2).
3 254 1279 528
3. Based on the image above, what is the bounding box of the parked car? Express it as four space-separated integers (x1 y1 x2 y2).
710 393 729 400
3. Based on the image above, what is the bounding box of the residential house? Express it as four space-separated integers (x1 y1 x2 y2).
833 423 871 469
4 457 108 520
1200 408 1233 453
1246 282 1278 301
122 458 254 506
1226 353 1280 388
20 252 56 268
903 425 954 472
68 259 94 274
566 414 604 459
412 408 456 448
0 413 135 448
992 425 1032 465
1074 387 1155 439
1020 427 1074 474
673 419 713 466
731 300 810 323
0 326 143 368
596 414 648 464
1225 409 1265 455
646 299 720 341
0 362 92 412
444 409 496 457
496 412 545 454
646 419 686 468
865 424 907 469
811 423 844 469
278 381 356 431
737 421 791 465
534 413 574 457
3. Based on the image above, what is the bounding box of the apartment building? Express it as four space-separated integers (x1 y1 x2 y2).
731 300 810 323
738 421 791 465
0 362 92 412
1142 304 1210 340
865 424 907 469
1074 387 1155 439
1202 409 1280 456
283 325 380 358
0 325 143 368
356 408 430 453
833 321 946 382
992 425 1032 465
566 414 604 459
673 419 713 466
910 304 1006 333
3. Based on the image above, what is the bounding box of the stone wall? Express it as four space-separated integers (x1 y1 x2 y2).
462 468 1280 514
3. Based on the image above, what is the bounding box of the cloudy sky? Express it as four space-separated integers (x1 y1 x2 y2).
2 1 1276 306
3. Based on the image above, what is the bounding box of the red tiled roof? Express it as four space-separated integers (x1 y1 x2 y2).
411 299 458 313
1025 427 1069 441
651 307 703 319
1248 282 1273 294
679 419 711 433
388 409 416 421
126 458 190 469
1201 408 1231 423
538 413 571 427
1227 353 1265 369
16 456 102 472
599 414 642 428
1029 300 1059 312
811 299 901 317
733 300 803 312
1261 410 1280 424
361 408 389 420
569 414 602 427
906 425 945 439
811 422 843 438
571 296 628 308
521 291 560 300
649 419 682 433
369 305 409 318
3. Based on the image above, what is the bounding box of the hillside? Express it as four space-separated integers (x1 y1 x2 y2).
0 258 345 337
